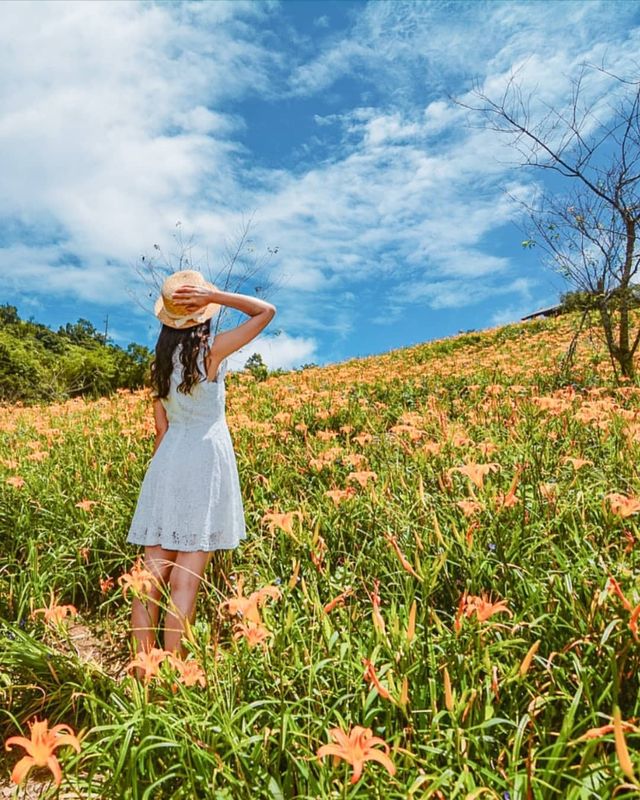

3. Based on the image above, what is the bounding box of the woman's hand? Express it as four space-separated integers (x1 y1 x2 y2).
170 284 216 313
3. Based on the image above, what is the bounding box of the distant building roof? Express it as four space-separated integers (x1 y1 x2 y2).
521 304 562 321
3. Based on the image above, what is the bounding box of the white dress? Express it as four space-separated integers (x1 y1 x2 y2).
126 330 247 552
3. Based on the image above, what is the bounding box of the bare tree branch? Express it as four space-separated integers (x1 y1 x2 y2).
454 63 640 379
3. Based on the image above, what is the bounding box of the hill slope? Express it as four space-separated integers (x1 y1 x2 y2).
1 310 639 798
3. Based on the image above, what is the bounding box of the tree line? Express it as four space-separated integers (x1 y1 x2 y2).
0 304 152 405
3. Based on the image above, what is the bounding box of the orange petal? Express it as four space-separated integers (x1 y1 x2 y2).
4 736 33 755
11 756 35 785
46 754 63 786
362 747 396 777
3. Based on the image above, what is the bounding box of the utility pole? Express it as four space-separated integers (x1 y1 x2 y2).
104 314 109 343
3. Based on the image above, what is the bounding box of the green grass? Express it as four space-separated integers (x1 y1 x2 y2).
1 313 639 798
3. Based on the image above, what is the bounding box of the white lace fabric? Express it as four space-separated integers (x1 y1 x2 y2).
126 330 247 552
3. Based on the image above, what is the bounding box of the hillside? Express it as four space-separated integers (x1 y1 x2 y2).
1 310 639 798
0 304 152 404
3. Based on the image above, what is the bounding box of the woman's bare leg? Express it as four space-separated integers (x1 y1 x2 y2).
131 545 177 667
163 550 212 657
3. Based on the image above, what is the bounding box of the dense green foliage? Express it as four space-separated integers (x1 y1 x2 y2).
1 312 639 798
0 304 152 404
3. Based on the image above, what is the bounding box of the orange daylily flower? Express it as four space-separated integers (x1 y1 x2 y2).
26 450 49 461
454 591 512 633
450 432 473 448
219 574 281 625
6 475 25 488
605 492 640 518
421 441 442 456
324 586 353 613
261 510 304 535
31 594 78 626
456 499 483 517
126 647 173 682
232 619 273 649
5 717 81 786
310 453 337 471
75 499 98 512
316 430 339 441
324 487 357 505
495 489 520 509
170 655 206 687
316 725 396 784
452 462 500 489
562 457 593 470
342 452 367 468
347 470 377 488
99 576 114 594
495 466 522 510
389 423 424 441
361 657 391 700
117 559 158 598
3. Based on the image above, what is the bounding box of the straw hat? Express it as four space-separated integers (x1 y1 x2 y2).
154 270 221 329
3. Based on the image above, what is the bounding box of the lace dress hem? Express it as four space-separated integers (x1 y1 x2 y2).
127 525 247 552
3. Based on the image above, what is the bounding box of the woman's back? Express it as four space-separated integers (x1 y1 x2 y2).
160 341 229 430
126 334 245 552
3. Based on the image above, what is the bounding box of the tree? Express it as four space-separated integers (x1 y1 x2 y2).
0 304 20 326
452 62 640 379
113 343 153 390
244 352 269 381
58 318 107 347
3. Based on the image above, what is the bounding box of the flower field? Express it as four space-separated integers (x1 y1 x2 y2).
1 312 639 799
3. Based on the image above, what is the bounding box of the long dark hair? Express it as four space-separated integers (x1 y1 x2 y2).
150 319 212 399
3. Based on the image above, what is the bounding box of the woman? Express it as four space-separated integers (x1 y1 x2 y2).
125 269 276 664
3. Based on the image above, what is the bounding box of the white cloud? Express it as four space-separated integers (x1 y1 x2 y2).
0 243 129 304
0 0 278 299
0 0 638 361
389 275 537 313
286 0 640 103
490 306 530 326
227 331 319 372
235 3 640 326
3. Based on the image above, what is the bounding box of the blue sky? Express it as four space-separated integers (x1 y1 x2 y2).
1 0 638 372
